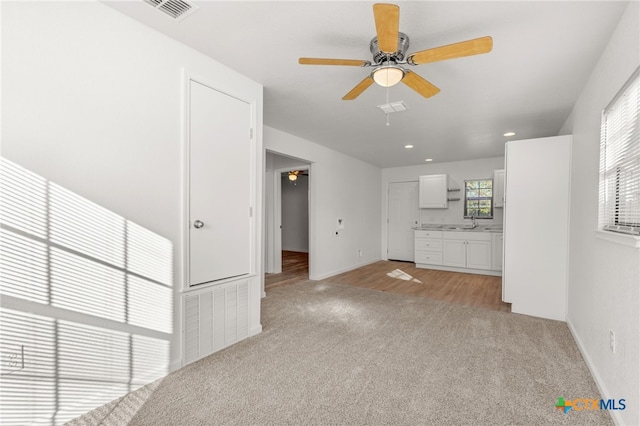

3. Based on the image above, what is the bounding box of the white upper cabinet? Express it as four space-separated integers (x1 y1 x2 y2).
419 174 448 208
493 169 505 208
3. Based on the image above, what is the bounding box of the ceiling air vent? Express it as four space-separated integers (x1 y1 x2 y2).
143 0 199 21
377 101 408 114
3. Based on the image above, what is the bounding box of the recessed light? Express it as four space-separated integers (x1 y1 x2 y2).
425 158 433 162
404 144 414 149
503 132 516 137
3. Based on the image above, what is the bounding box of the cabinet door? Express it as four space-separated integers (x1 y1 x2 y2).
466 240 492 270
419 174 448 208
415 251 443 265
189 80 251 286
443 239 466 267
493 169 505 208
492 234 503 271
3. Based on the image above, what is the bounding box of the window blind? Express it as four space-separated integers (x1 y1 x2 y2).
599 67 640 235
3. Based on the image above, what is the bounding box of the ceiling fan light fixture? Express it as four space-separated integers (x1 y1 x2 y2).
372 65 405 87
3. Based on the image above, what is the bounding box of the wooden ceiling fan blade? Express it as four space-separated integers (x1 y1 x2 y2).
373 3 400 53
401 71 440 98
299 58 369 66
408 36 493 65
342 77 375 100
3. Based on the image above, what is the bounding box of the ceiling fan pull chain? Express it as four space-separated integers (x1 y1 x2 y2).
386 86 391 126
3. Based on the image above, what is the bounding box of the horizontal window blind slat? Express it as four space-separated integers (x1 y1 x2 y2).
599 67 640 232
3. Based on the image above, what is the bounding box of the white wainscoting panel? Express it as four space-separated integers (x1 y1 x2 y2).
183 279 249 365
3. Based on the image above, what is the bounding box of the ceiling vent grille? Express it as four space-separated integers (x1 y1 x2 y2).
143 0 199 21
377 101 408 114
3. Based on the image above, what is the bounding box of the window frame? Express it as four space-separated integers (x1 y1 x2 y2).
463 178 494 219
598 66 640 237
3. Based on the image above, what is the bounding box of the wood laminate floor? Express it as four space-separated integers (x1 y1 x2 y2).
265 252 510 313
265 251 309 289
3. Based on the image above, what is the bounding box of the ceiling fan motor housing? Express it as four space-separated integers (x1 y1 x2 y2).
370 32 410 63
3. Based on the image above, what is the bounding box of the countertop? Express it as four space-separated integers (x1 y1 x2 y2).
413 224 503 233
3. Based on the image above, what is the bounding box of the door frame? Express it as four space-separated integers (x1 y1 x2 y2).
272 165 310 274
386 180 419 261
182 69 259 291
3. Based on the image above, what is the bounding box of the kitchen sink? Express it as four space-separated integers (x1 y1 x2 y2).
442 225 475 230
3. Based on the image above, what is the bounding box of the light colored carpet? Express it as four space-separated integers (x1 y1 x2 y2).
69 280 612 425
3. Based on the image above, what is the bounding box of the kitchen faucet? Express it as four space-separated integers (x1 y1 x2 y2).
471 214 477 228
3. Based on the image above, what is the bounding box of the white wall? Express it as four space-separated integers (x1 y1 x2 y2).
559 2 640 424
1 1 262 423
381 157 504 259
264 126 382 280
281 174 309 253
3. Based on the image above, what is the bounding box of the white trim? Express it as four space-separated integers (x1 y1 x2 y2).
595 230 640 248
249 324 263 336
169 360 183 373
566 318 620 425
272 165 310 274
415 263 502 277
181 68 191 293
312 258 381 281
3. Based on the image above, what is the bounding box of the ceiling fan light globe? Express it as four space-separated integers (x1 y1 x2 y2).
373 66 404 87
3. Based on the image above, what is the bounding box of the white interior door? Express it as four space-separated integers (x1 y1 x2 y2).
387 181 419 261
189 80 251 286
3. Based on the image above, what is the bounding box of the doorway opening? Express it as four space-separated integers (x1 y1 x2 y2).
264 152 311 292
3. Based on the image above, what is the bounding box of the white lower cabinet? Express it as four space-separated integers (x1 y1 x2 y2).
492 233 503 271
414 230 443 265
415 230 498 275
466 240 492 270
442 232 492 270
442 240 466 267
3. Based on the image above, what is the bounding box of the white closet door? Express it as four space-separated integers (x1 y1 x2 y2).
189 80 251 286
387 181 419 261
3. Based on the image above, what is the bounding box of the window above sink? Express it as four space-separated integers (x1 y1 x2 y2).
464 179 493 219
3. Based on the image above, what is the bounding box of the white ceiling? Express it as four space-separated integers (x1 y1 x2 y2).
103 1 629 168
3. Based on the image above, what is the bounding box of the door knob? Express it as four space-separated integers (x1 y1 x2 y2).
193 220 204 229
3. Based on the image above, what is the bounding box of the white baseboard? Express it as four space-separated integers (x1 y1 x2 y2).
311 258 382 281
415 263 502 277
249 324 262 336
566 317 620 426
169 359 183 372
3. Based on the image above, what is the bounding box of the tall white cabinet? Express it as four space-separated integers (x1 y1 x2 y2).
502 135 571 321
182 72 263 366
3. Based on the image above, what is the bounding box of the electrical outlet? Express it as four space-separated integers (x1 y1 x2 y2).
357 249 363 258
609 330 616 353
1 344 25 375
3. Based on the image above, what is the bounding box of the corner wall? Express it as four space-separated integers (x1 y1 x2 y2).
1 1 263 422
559 2 640 424
264 126 382 280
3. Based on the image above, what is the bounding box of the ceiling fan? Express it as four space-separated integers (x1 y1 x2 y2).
299 3 493 100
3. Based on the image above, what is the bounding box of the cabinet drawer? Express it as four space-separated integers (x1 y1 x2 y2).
415 252 443 265
442 231 491 241
414 238 442 251
415 230 443 239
